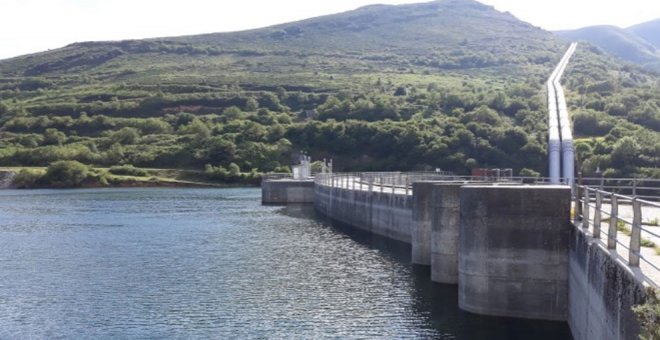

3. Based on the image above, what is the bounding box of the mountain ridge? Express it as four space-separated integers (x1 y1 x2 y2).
627 18 660 49
0 0 560 79
555 18 660 70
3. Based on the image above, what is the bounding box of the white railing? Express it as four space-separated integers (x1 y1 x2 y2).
315 172 461 196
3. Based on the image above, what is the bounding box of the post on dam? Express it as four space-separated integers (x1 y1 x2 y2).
458 185 571 321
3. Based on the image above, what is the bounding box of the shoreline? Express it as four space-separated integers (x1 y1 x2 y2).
0 182 260 190
0 168 260 190
79 179 227 189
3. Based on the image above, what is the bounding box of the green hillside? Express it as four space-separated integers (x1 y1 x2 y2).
561 44 659 177
0 0 658 184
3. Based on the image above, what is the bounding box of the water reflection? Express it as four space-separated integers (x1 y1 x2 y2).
0 189 571 339
281 204 572 340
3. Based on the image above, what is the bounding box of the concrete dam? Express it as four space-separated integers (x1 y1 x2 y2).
262 173 658 340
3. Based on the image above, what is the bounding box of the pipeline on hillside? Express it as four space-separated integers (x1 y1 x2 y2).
547 42 578 185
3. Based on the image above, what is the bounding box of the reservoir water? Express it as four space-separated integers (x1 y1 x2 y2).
0 188 571 339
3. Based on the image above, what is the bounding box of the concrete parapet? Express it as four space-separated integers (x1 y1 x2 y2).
458 185 571 321
261 180 315 204
430 182 464 284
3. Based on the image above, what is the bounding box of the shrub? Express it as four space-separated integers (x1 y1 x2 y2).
573 110 614 136
43 128 66 145
86 169 110 186
633 288 660 340
109 127 140 144
204 163 261 185
394 86 407 96
228 162 241 177
273 166 291 174
12 169 45 188
519 168 540 177
109 164 148 177
42 160 89 187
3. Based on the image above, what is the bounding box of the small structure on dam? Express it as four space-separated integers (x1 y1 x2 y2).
261 179 314 204
261 155 321 204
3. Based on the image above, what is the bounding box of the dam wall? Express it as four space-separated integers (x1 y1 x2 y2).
314 183 412 243
568 226 647 340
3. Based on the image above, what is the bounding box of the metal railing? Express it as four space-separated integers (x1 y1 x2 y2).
579 177 660 200
309 172 660 199
315 172 453 195
315 172 418 195
313 171 569 196
575 185 660 276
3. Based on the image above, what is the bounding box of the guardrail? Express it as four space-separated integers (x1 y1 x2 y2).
315 172 566 195
316 172 458 195
313 172 660 199
579 177 660 200
576 185 660 277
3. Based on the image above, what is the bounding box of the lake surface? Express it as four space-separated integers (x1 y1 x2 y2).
0 188 571 339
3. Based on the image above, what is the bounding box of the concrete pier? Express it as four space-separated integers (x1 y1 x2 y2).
458 185 571 321
412 182 435 265
431 183 463 284
261 180 315 204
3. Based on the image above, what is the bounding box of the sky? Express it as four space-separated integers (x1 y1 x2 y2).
1 0 659 60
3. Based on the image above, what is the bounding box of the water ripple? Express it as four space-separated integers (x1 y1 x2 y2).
0 188 571 339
